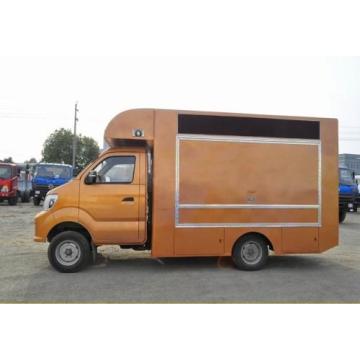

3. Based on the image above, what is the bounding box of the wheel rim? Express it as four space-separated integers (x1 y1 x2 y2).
240 241 262 265
55 240 81 266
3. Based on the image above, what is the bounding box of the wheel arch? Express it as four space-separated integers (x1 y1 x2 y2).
47 221 93 245
232 231 274 253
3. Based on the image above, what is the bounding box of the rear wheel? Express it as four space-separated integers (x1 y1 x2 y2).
33 197 41 206
339 208 346 223
232 234 268 271
48 231 91 273
8 196 18 206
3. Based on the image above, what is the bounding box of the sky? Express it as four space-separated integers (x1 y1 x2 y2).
0 56 359 163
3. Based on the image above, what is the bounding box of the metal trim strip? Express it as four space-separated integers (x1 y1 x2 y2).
177 134 320 146
176 222 320 228
179 204 319 209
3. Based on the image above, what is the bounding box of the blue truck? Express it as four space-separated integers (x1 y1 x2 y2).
339 166 359 222
32 163 73 206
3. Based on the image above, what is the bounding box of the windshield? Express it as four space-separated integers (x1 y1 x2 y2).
35 165 72 179
0 166 11 179
339 168 355 185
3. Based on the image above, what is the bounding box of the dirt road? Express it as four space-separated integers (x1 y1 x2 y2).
0 202 359 302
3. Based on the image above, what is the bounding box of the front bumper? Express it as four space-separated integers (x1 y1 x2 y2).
33 188 49 200
34 210 54 242
355 195 360 206
339 194 355 210
0 190 17 199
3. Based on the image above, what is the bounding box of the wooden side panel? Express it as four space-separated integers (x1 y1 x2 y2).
282 228 319 253
151 110 177 256
319 118 339 251
174 228 224 256
179 141 318 205
179 208 318 224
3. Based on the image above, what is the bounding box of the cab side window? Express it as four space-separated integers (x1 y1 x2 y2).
93 156 135 184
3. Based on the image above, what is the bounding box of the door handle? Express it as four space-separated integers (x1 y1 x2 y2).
122 197 135 202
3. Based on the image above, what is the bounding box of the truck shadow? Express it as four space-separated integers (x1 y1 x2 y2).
93 253 340 272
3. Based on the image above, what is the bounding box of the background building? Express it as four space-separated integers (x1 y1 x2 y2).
339 153 360 175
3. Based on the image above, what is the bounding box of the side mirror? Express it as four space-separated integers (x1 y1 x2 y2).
85 170 97 184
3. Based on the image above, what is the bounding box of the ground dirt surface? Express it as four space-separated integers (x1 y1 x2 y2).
0 202 359 303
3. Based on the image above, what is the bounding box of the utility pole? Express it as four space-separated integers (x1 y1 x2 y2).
72 102 79 170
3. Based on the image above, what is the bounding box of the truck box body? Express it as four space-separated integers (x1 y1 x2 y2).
104 109 339 257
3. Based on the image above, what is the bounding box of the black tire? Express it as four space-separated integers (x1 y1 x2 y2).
33 197 41 206
48 231 91 273
339 209 346 223
21 192 30 203
353 204 358 213
90 243 98 264
8 196 18 206
232 234 269 271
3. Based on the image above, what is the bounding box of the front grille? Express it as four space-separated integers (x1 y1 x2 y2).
339 194 354 205
33 185 56 191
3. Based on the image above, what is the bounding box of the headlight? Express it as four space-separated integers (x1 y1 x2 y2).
1 185 9 193
43 194 58 211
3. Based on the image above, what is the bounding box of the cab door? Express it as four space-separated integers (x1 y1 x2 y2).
79 153 143 245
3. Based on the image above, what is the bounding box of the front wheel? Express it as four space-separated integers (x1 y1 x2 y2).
8 196 18 206
33 197 41 206
232 234 269 271
48 231 91 273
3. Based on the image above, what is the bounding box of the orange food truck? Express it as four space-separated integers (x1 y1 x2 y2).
34 109 338 272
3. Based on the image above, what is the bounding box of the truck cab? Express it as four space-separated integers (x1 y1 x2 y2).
338 167 358 222
0 163 19 205
32 163 73 206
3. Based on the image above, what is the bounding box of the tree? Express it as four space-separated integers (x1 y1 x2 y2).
2 157 13 163
77 136 100 169
42 128 100 169
24 157 37 164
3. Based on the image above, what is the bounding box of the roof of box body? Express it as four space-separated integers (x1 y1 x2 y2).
104 108 337 147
